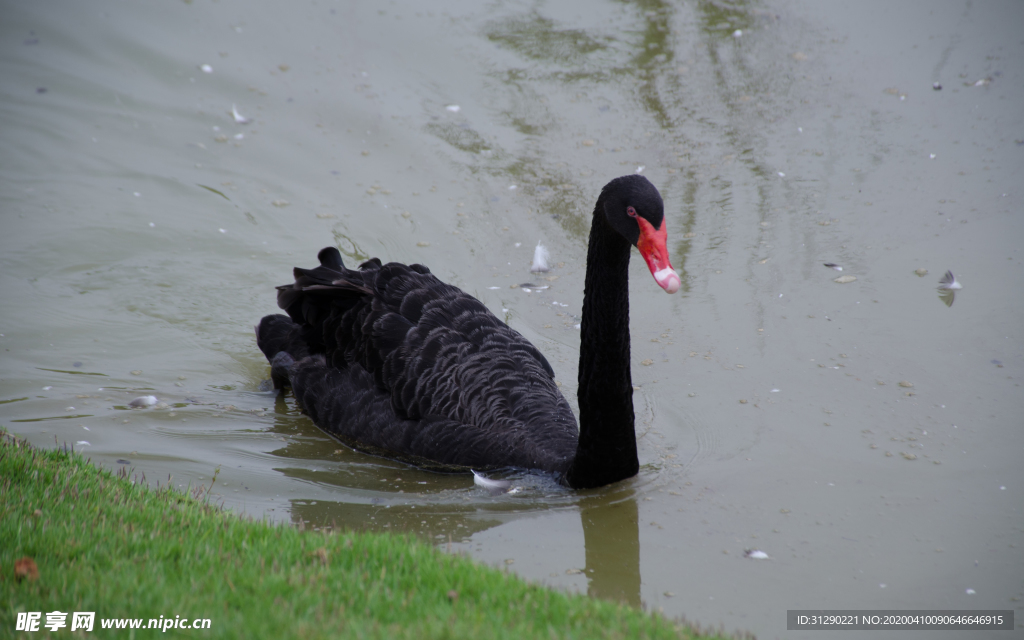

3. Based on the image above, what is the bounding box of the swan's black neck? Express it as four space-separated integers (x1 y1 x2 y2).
564 199 639 489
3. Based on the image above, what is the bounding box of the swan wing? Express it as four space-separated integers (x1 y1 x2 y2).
261 251 578 472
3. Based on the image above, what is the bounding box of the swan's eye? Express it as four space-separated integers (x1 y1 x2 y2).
626 207 638 218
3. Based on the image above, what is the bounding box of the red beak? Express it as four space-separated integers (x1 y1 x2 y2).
636 216 680 294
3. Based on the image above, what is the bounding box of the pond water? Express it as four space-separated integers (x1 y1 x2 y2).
2 0 1022 637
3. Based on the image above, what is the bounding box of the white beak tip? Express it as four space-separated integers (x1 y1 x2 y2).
654 268 681 294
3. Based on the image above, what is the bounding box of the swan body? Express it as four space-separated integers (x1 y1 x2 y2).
256 175 679 488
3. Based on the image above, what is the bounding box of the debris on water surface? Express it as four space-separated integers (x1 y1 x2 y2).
531 242 550 273
833 275 857 284
914 268 929 277
901 452 917 460
898 381 914 388
932 82 942 90
445 105 460 112
129 395 158 408
472 470 510 490
199 64 213 73
472 470 520 495
938 270 962 290
744 549 770 560
230 104 252 124
823 262 842 271
938 286 957 307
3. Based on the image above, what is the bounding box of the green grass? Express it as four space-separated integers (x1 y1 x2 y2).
1 431 733 639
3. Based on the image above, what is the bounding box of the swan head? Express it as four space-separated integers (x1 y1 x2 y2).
601 175 680 294
636 216 680 294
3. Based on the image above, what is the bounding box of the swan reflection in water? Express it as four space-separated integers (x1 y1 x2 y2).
267 384 643 607
284 486 642 608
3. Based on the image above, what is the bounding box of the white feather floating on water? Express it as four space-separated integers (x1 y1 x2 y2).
938 270 962 290
129 395 158 408
472 470 511 491
530 241 550 273
230 105 252 124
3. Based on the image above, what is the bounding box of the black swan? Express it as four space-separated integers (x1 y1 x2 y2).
256 174 680 489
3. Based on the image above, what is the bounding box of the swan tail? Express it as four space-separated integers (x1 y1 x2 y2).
274 247 375 355
269 352 295 390
256 314 310 388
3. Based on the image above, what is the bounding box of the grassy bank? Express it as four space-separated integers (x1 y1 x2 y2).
1 431 732 639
